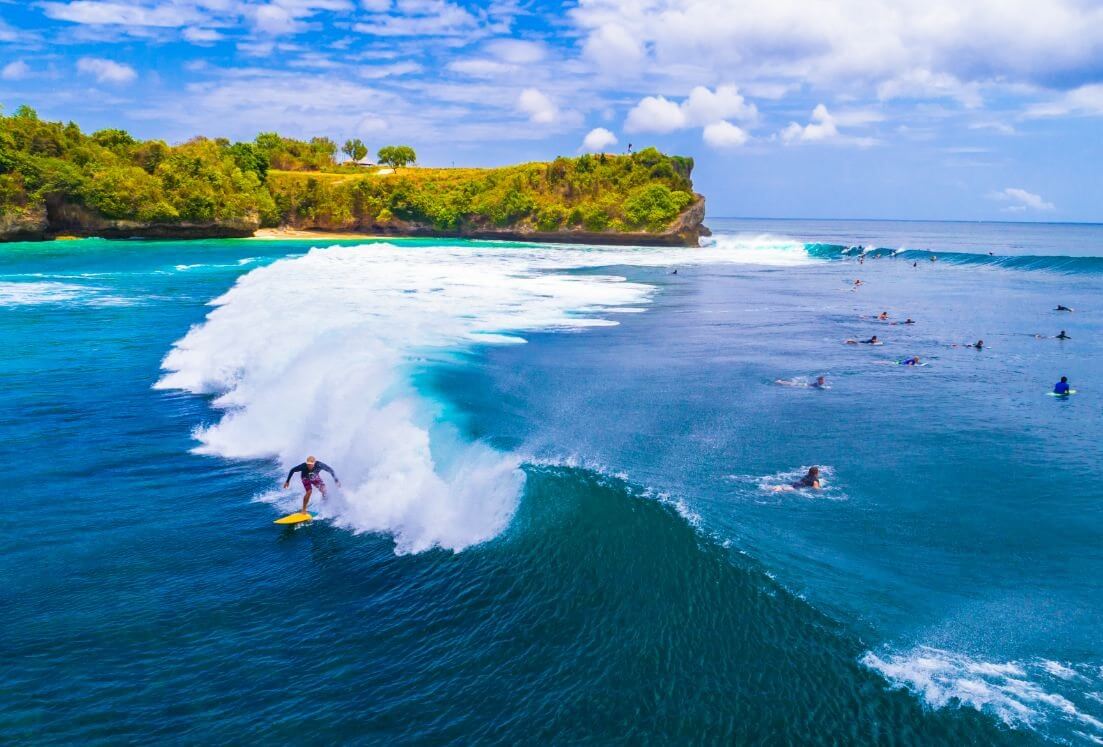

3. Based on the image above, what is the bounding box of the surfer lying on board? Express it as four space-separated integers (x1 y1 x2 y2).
284 456 340 513
772 466 823 492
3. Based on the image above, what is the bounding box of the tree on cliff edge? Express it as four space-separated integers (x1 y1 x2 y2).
377 145 416 171
342 138 368 162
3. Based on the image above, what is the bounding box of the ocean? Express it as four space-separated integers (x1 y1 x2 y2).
2 218 1101 744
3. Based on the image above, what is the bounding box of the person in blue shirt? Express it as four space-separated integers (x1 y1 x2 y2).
1053 376 1071 395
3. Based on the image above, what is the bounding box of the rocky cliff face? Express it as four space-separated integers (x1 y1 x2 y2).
0 200 259 242
0 205 49 240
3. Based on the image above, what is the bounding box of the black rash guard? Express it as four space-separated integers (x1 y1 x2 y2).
287 461 337 482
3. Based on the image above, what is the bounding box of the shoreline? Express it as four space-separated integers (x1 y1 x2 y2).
251 227 392 241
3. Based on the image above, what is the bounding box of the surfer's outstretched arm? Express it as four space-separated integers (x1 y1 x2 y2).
283 462 305 489
316 462 340 486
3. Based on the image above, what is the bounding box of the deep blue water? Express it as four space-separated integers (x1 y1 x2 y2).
3 220 1101 744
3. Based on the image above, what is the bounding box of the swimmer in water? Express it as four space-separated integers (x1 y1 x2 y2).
1057 330 1070 340
878 311 889 321
900 356 921 366
930 255 937 262
845 335 880 345
967 340 984 349
812 376 827 389
771 466 823 492
912 261 918 267
1055 305 1073 312
853 279 863 287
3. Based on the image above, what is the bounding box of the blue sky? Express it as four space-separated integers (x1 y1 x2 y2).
1 0 1101 221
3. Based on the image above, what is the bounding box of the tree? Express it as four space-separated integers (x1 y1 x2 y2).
377 145 416 171
342 138 368 163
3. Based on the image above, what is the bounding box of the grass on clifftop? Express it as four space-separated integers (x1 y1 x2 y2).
0 105 697 235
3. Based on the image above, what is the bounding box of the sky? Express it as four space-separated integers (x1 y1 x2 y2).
0 0 1101 221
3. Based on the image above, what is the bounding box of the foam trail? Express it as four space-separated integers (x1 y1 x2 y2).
157 239 820 553
863 646 1103 740
0 281 131 307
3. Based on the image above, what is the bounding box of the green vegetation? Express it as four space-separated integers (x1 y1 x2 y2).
0 107 700 240
377 145 417 171
0 106 276 228
268 149 697 234
342 138 367 162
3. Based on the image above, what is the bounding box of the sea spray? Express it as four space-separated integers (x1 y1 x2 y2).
156 239 830 551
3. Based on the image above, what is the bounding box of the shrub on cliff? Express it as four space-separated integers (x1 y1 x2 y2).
623 184 694 231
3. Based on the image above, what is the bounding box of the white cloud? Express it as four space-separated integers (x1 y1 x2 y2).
683 85 757 125
968 120 1016 135
780 103 877 146
702 120 748 148
485 39 546 65
354 0 478 36
253 4 304 35
624 95 685 133
781 104 837 143
581 127 617 151
448 58 513 77
569 0 1103 93
990 187 1055 212
625 85 757 136
878 69 982 108
77 56 137 84
358 61 421 78
582 23 643 69
358 114 388 134
1026 84 1103 118
517 87 559 124
1 60 31 81
183 27 223 44
41 1 199 27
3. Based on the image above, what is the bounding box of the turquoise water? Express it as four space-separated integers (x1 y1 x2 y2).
3 221 1101 743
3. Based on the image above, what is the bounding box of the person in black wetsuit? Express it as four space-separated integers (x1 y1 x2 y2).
771 466 823 492
284 456 340 513
793 466 822 488
1057 330 1070 340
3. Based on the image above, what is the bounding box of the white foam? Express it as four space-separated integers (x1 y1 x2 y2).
698 233 816 267
863 646 1103 737
0 281 131 307
157 239 820 553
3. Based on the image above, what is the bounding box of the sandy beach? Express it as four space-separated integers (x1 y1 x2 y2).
252 227 391 241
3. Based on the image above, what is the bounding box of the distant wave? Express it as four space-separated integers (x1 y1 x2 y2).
804 242 1103 274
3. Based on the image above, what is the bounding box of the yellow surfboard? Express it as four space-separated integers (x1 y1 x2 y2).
274 512 315 525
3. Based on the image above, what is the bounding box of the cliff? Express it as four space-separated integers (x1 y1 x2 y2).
0 108 705 245
264 151 707 246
